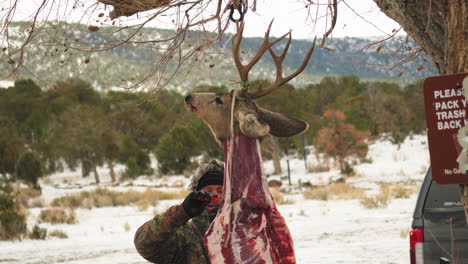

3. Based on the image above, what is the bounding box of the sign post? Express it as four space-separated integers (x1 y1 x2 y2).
424 73 468 184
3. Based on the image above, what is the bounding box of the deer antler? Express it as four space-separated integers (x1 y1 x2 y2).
231 20 316 99
232 20 290 86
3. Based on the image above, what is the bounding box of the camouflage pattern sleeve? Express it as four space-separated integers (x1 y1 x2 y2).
134 204 196 264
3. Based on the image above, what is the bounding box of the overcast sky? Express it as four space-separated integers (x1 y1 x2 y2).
226 0 403 39
5 0 403 39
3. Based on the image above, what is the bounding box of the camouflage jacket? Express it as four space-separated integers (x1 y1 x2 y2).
134 204 216 264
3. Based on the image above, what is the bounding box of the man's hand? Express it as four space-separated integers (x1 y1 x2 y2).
182 191 215 218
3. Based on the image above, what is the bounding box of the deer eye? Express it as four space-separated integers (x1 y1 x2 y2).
215 97 223 104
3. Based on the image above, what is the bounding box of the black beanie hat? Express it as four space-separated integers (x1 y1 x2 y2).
196 170 224 190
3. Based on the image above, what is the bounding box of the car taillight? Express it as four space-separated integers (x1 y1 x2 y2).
410 229 424 264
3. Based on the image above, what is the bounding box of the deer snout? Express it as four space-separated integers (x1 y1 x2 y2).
185 95 192 103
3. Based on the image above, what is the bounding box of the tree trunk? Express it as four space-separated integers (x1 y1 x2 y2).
93 166 100 184
108 160 117 183
374 0 468 221
270 136 282 174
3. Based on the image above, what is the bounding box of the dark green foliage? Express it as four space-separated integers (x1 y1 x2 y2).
187 120 223 161
30 224 47 240
15 152 43 189
0 193 14 211
403 80 426 133
0 133 24 176
120 136 152 178
341 162 356 176
155 125 200 174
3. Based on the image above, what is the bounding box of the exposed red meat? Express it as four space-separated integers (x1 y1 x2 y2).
204 134 296 264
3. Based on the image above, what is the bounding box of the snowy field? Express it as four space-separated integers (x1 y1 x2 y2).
0 135 430 264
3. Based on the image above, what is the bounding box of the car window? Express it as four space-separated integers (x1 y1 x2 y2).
424 180 463 209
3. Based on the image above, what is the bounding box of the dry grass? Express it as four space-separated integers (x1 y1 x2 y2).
303 187 329 200
38 208 77 224
51 188 187 209
135 200 150 211
400 229 409 239
360 184 392 209
391 185 415 199
269 188 295 205
307 164 329 173
15 187 42 208
329 183 365 200
124 222 131 232
360 183 417 209
303 183 365 201
49 229 68 239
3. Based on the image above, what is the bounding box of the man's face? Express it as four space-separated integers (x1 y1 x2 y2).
200 184 223 211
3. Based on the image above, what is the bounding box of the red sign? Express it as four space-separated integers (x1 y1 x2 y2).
424 73 468 184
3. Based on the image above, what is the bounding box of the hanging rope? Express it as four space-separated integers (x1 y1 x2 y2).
229 0 247 22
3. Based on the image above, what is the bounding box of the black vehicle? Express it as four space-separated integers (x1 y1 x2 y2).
411 168 468 264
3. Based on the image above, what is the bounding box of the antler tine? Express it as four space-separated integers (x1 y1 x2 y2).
232 22 246 80
232 20 290 84
248 36 317 99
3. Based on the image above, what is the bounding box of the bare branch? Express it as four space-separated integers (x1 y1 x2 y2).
320 0 337 51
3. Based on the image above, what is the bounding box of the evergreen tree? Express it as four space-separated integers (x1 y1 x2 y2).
15 152 43 190
155 125 200 174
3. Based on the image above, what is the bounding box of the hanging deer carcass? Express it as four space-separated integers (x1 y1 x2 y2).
185 21 315 264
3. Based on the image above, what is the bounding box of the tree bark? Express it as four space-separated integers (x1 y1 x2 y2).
93 166 100 184
374 0 467 74
374 0 468 221
108 160 117 183
270 136 282 174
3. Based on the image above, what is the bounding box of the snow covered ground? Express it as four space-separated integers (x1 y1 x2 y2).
0 134 430 264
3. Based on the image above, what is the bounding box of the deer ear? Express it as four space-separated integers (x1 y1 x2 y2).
238 111 270 138
258 107 309 137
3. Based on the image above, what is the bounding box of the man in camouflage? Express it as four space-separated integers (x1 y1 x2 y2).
134 160 224 264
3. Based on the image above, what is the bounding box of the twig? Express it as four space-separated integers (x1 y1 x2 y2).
320 0 337 51
356 27 402 53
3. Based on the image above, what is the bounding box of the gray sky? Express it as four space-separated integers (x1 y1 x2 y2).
6 0 403 39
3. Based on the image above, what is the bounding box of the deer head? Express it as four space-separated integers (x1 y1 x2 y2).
185 21 316 142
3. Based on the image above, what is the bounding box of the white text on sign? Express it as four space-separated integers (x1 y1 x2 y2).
434 89 462 99
433 92 468 131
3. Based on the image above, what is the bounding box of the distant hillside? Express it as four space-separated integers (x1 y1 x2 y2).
1 21 437 91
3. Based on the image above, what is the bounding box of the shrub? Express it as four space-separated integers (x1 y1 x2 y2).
15 152 43 189
154 125 200 174
315 110 369 173
0 211 27 240
30 224 47 240
119 137 152 179
0 193 14 211
49 229 68 239
0 193 27 240
39 208 77 224
341 162 356 176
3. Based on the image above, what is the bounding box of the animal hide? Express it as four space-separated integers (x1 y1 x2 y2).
204 134 296 264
